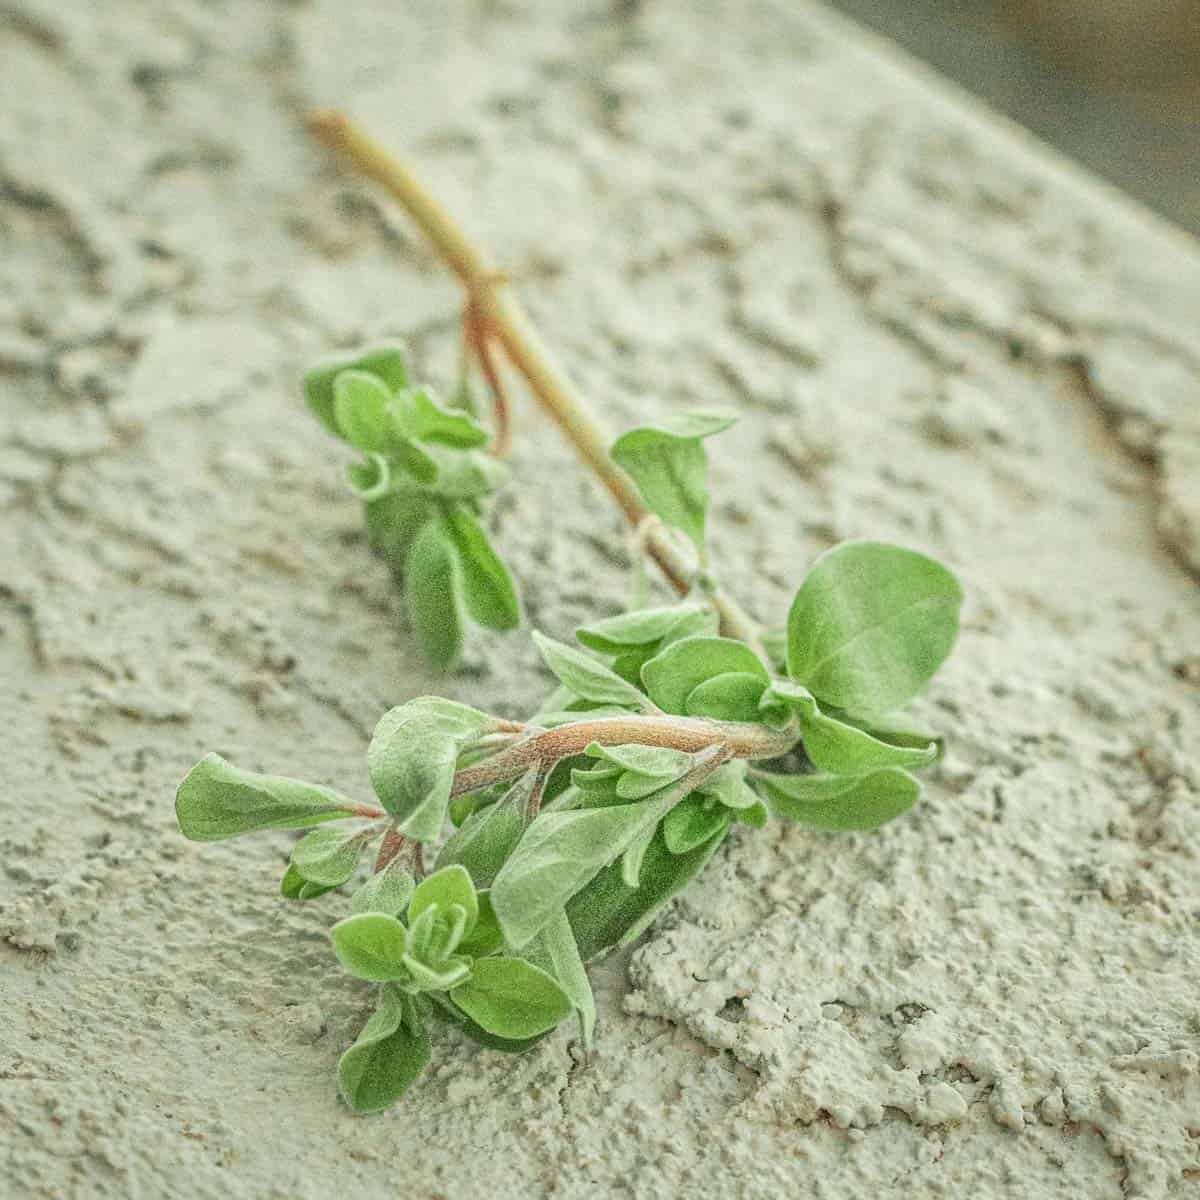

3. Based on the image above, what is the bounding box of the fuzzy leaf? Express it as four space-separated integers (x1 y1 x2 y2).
684 671 768 722
394 387 489 448
291 824 374 886
418 446 510 499
333 370 395 454
611 410 738 549
759 682 936 774
404 522 463 670
402 954 471 992
408 865 478 936
345 453 392 502
641 636 768 715
621 824 656 887
786 541 963 713
175 754 360 843
457 890 504 958
304 342 408 439
444 508 520 631
532 632 650 710
491 748 723 948
364 491 438 571
585 742 694 798
338 987 429 1114
280 863 337 900
349 860 416 916
367 700 488 842
434 768 540 886
567 824 729 963
330 912 410 982
450 958 573 1039
576 603 713 654
753 767 921 830
663 796 730 854
525 912 596 1047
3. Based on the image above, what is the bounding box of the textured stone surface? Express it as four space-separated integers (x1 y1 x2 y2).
1 2 1197 1197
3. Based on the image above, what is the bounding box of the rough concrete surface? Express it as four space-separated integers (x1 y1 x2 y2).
1 2 1197 1197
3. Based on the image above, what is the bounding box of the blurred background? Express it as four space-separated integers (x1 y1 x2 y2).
825 0 1200 234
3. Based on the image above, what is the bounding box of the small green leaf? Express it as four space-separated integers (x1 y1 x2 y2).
175 753 360 843
350 859 416 916
291 823 374 886
491 746 724 948
525 912 596 1047
761 626 788 672
663 796 729 854
585 742 694 797
304 342 408 439
696 761 757 810
735 799 769 828
408 865 478 936
576 603 713 654
759 682 936 774
280 863 338 900
684 671 768 722
404 521 464 670
641 636 768 715
532 631 651 710
435 768 539 885
390 436 439 485
330 912 409 981
404 904 439 961
457 890 504 958
418 446 510 500
831 709 945 757
338 986 429 1114
444 508 520 631
401 954 471 992
393 387 489 448
333 370 395 453
450 957 573 1039
621 824 656 886
345 453 392 501
753 767 921 830
786 541 963 713
611 410 738 549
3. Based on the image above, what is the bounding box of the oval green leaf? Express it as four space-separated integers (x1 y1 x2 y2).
449 957 573 1039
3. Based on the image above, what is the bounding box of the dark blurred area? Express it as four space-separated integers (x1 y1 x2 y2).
826 0 1200 234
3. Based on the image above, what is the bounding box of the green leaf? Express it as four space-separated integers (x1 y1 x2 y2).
175 753 360 843
367 699 489 842
393 387 489 448
759 682 936 774
333 370 395 453
641 636 768 715
663 796 730 854
345 453 392 502
418 446 509 500
435 768 540 886
449 957 572 1039
576 603 714 654
338 987 429 1114
621 824 656 886
490 746 724 948
695 761 757 810
389 436 439 486
525 912 596 1047
735 799 769 828
684 671 768 722
444 508 520 631
429 992 550 1054
330 912 409 981
408 865 478 936
364 491 437 571
567 823 729 963
350 859 416 916
457 890 504 958
761 625 788 672
611 410 738 550
585 742 694 799
404 521 464 670
786 541 963 713
532 631 651 710
291 823 374 886
304 342 408 439
830 709 946 757
280 863 338 900
401 954 471 992
753 767 921 830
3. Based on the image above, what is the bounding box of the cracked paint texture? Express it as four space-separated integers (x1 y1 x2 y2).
0 1 1197 1197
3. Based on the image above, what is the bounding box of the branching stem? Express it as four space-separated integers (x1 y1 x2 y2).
307 110 765 653
451 714 797 798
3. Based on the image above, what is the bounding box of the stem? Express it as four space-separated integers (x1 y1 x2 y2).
307 110 764 651
373 825 408 873
449 713 798 798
